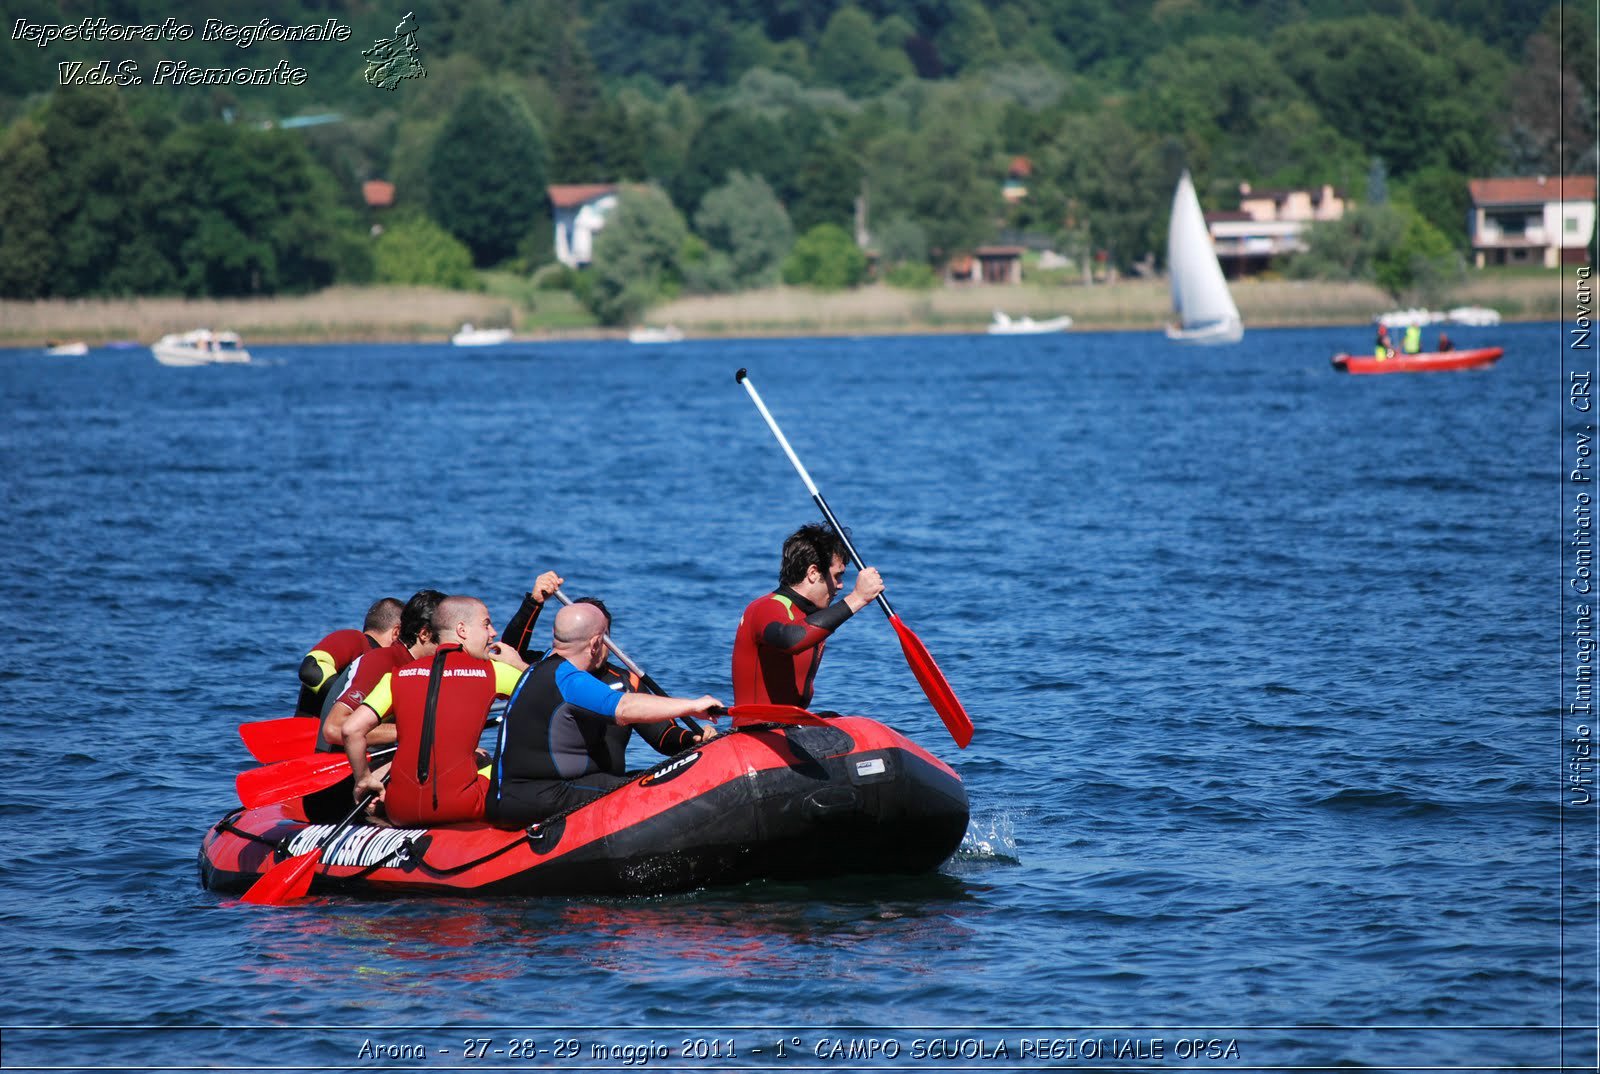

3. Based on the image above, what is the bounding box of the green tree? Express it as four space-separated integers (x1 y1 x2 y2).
694 171 793 288
374 213 478 289
782 223 867 290
813 6 913 98
584 185 690 324
1271 16 1509 178
1292 202 1462 303
0 120 56 298
935 0 1003 74
157 124 365 296
428 84 549 267
36 88 171 296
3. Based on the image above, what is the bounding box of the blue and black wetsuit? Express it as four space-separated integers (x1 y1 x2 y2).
487 654 694 826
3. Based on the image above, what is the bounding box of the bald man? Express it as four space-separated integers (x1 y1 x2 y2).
344 596 527 827
487 602 723 826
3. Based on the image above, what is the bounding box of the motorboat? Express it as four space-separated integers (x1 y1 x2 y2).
987 311 1072 335
44 341 89 356
451 323 514 347
151 330 251 366
627 325 685 344
1332 347 1503 374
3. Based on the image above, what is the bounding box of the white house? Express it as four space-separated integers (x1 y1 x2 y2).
1468 175 1597 268
549 183 618 268
1206 182 1346 277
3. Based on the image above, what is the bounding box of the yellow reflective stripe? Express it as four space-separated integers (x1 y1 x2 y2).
770 593 796 620
493 660 523 696
364 672 396 722
307 649 339 690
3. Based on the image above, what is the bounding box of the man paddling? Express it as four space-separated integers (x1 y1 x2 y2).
731 523 883 708
486 601 722 826
343 596 526 827
294 597 403 716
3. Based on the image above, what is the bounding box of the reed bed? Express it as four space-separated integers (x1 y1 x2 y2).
0 273 1566 345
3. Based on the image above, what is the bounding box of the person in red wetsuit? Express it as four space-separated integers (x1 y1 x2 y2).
343 595 528 827
732 523 884 707
294 597 403 716
317 589 447 752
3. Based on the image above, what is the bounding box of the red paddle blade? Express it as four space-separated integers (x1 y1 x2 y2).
889 615 974 748
728 704 829 727
239 717 321 763
239 848 322 905
235 752 351 809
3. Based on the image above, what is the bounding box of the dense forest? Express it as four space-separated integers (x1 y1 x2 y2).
0 0 1592 319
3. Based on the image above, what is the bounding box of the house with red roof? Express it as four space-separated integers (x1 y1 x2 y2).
1468 175 1596 268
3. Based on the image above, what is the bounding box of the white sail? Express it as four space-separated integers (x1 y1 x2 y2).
1166 170 1243 344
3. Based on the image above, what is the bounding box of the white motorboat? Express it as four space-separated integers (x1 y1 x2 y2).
1446 306 1501 327
151 330 251 366
627 324 684 344
1165 170 1243 344
987 311 1072 335
44 341 89 356
451 323 513 347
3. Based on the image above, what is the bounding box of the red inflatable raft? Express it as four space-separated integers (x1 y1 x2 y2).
200 714 969 898
1331 347 1503 374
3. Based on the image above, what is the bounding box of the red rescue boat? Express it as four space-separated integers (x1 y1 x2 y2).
200 714 969 898
1331 347 1503 374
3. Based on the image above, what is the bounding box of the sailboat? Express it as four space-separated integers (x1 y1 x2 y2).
1165 170 1243 344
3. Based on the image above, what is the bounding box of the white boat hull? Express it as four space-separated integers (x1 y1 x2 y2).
451 328 513 347
1164 318 1244 345
44 342 89 357
988 314 1072 335
628 325 684 344
151 330 251 366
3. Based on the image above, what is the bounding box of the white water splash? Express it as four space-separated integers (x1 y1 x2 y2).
954 811 1020 863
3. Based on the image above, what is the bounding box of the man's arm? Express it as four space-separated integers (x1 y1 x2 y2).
322 698 397 749
614 691 722 727
502 570 563 660
344 705 385 800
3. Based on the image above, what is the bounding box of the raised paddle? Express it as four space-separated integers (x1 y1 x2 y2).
239 716 321 762
550 590 706 737
239 787 382 905
235 745 397 809
735 368 975 748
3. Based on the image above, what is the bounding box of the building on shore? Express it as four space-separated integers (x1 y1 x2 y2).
1467 175 1596 269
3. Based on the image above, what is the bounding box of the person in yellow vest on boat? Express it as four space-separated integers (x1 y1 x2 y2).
1402 324 1422 354
1375 324 1395 361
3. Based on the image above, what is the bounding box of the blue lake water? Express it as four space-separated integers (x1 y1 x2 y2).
0 322 1592 1071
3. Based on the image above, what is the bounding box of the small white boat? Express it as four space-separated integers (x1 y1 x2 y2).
451 323 513 347
1165 170 1243 344
151 329 251 366
1447 305 1501 327
987 311 1072 335
1377 308 1445 328
44 341 89 357
628 324 684 344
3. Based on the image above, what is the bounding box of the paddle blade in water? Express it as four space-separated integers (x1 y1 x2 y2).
235 752 352 808
239 848 321 905
889 615 974 748
239 716 320 763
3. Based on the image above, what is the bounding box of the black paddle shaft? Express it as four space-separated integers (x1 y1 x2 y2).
735 367 896 621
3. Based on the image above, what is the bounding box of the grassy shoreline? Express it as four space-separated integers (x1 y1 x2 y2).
0 273 1565 346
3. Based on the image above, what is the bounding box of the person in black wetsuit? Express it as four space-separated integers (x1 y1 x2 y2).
487 602 721 827
500 570 564 662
